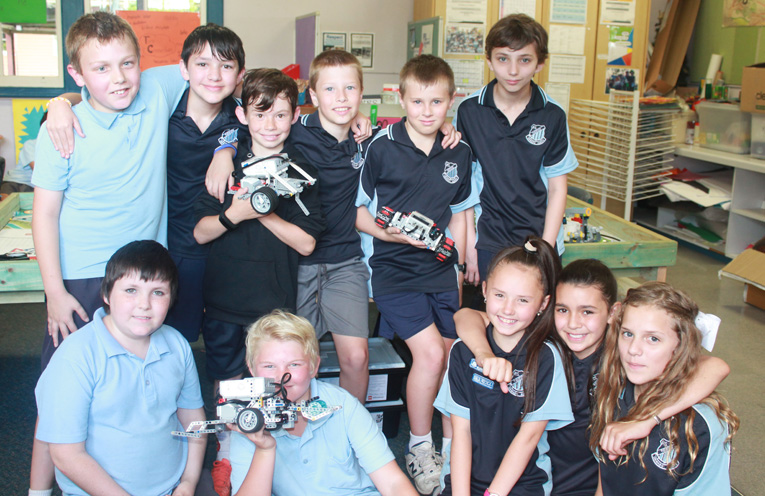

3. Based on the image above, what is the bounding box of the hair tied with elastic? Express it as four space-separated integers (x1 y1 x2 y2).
523 240 537 254
695 311 720 352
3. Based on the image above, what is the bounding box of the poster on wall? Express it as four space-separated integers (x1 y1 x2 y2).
117 10 200 69
605 67 638 94
548 25 585 55
322 33 347 51
548 54 586 84
724 0 765 26
351 33 374 69
607 26 633 65
446 0 487 23
445 23 485 55
12 99 47 164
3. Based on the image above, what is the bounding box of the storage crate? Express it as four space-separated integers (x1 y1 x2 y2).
751 113 765 159
696 101 751 154
318 337 406 403
366 398 405 438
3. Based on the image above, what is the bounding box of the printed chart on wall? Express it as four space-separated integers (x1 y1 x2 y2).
600 0 635 25
550 0 587 24
12 99 47 163
499 0 536 18
445 0 486 55
117 11 200 69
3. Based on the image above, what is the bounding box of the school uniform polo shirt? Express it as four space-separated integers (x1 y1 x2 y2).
289 112 372 264
355 120 477 297
35 307 204 496
230 379 394 496
167 91 244 258
598 383 732 496
32 65 187 279
547 350 600 495
454 80 578 255
435 328 573 496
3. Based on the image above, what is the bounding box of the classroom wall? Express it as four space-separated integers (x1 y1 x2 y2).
689 0 765 85
223 0 413 96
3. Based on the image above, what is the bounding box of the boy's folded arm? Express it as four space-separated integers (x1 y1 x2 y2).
47 92 84 158
450 414 473 496
489 420 548 495
48 442 130 496
175 408 206 494
258 214 316 256
369 460 419 496
541 174 567 249
193 190 260 244
599 355 730 459
32 189 88 344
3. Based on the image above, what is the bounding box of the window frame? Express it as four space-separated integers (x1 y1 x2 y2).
0 0 222 98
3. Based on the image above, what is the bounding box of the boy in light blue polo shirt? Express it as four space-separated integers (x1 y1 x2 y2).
35 240 205 496
229 310 418 496
29 11 189 495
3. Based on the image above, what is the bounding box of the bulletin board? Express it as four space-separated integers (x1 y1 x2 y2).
117 11 201 69
407 17 442 60
296 12 320 80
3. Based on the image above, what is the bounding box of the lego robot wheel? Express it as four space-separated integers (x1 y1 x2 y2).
237 407 265 433
250 187 279 215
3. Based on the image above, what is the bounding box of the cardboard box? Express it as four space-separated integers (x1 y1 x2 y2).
719 249 765 310
741 63 765 114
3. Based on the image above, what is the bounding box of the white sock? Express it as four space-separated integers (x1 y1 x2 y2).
442 437 452 453
29 490 53 496
409 431 433 451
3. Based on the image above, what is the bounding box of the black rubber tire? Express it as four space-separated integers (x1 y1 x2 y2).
251 187 279 215
237 407 265 433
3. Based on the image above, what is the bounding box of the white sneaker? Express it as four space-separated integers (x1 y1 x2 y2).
405 441 443 495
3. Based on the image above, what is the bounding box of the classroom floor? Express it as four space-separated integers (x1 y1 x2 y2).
0 244 762 495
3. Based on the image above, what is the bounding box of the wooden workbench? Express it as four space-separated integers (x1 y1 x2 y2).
0 192 43 303
561 196 677 282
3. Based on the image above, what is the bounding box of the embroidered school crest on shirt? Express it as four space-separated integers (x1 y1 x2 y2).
509 370 525 397
651 438 680 471
442 161 459 184
351 143 365 169
525 124 547 145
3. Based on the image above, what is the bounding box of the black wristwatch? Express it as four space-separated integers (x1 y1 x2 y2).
219 211 239 231
457 263 467 273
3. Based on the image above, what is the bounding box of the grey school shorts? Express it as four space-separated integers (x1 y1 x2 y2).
296 257 370 339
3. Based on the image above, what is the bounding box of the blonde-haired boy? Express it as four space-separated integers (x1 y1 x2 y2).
229 310 417 496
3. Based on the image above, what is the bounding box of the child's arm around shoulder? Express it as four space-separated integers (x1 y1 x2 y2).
454 308 513 393
45 93 84 158
32 188 89 344
599 355 730 459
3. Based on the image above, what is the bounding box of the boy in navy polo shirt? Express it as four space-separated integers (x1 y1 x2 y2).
193 67 324 410
356 54 475 496
289 50 374 403
165 24 246 344
456 14 578 283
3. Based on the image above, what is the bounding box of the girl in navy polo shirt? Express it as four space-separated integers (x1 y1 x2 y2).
454 260 729 495
436 237 574 496
590 282 739 496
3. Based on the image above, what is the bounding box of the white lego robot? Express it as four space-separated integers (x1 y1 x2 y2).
375 206 455 262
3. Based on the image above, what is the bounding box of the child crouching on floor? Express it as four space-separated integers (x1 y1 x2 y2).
229 310 417 496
